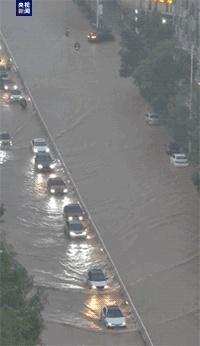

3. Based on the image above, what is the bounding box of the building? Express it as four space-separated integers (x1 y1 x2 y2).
118 0 175 15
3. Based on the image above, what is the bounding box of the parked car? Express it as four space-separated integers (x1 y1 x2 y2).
63 203 86 221
34 152 55 171
9 90 24 102
87 268 108 289
101 306 126 328
169 153 189 167
0 132 13 147
145 112 160 125
87 28 114 43
47 177 68 194
166 142 180 156
65 220 87 239
31 138 50 154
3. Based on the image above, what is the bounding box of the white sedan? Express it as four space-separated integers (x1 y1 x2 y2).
31 138 50 154
170 153 189 167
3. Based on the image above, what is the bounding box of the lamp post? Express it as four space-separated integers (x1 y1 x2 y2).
188 44 194 155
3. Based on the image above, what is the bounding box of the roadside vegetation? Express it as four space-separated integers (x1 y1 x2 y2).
0 233 45 345
119 10 199 168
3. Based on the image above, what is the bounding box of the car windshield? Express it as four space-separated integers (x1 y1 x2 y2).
36 154 52 162
69 223 83 231
0 133 10 139
91 272 105 281
35 141 46 146
107 308 123 318
176 155 186 160
67 205 82 215
150 114 158 119
49 179 65 186
10 90 21 95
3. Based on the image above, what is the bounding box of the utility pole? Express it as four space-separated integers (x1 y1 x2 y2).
96 0 103 29
188 44 194 155
96 0 99 29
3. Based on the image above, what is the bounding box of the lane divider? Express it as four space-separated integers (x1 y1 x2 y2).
0 31 154 346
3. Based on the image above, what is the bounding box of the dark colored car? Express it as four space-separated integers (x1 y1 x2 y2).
63 203 86 221
87 269 108 289
34 152 55 171
1 79 18 91
87 29 114 43
65 220 87 239
0 132 13 147
47 177 68 194
166 142 180 156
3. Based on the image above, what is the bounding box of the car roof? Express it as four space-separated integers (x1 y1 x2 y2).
65 203 82 210
89 268 103 274
0 132 11 137
106 305 121 311
35 153 52 159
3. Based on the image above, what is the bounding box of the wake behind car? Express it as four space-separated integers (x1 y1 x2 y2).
65 220 87 239
87 28 114 43
0 132 13 147
63 203 86 221
9 90 24 102
31 138 50 154
101 306 126 328
47 177 68 194
87 268 108 290
145 112 160 125
34 152 55 171
169 153 189 167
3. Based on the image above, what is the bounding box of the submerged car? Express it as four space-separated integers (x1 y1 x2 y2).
166 142 180 156
34 152 55 171
47 177 68 194
169 153 189 167
101 306 126 328
65 220 87 239
87 29 114 43
31 138 50 154
0 132 13 147
87 269 108 289
63 203 86 221
9 90 24 102
145 112 160 125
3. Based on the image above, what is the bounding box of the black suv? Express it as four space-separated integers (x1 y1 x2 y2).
34 152 55 171
63 203 86 221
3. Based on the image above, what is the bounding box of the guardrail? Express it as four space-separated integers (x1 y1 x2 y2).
0 31 154 346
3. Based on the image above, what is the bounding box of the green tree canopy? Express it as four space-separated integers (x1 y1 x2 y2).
0 242 45 346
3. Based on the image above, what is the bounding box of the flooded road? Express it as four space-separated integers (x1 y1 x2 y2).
1 0 199 345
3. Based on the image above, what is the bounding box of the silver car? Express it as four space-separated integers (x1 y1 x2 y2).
87 269 108 289
47 177 68 194
65 220 87 239
101 306 126 328
9 90 24 102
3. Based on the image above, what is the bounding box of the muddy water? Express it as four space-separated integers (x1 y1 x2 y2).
1 0 199 345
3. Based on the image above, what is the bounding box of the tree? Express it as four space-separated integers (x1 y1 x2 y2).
119 10 174 78
0 242 45 345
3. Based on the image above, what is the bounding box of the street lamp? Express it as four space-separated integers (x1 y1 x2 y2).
188 44 194 155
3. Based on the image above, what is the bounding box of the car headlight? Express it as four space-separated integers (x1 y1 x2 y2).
87 35 90 38
50 163 55 169
13 85 18 90
68 216 73 221
63 188 68 193
50 189 55 193
9 141 12 146
107 322 112 327
104 285 108 289
37 164 43 169
122 322 126 326
46 148 50 152
34 148 38 153
79 216 83 221
92 285 97 289
4 85 8 90
82 231 87 236
0 141 2 144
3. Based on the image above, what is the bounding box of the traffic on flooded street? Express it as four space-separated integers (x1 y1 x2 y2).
0 0 199 345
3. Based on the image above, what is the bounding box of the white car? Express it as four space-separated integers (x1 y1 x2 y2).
31 138 50 154
87 269 108 290
170 153 189 167
9 90 24 102
0 132 13 147
101 306 126 328
145 112 160 125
